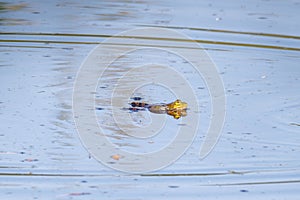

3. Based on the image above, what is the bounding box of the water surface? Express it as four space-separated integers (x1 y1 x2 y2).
0 0 300 199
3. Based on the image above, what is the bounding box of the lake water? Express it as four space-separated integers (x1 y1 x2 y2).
1 0 300 199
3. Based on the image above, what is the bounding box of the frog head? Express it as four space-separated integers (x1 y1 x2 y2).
167 99 188 110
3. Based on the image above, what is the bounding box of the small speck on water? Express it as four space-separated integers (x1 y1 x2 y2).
131 96 143 101
22 158 38 162
96 107 104 110
177 123 186 126
240 189 249 193
69 192 91 196
62 47 73 50
258 16 267 20
168 185 179 188
242 132 252 135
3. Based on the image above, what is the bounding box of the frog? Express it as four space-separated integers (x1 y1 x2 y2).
129 99 187 119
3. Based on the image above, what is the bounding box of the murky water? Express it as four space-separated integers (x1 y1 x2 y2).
1 0 300 199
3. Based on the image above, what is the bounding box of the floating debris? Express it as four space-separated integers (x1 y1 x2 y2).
111 154 121 160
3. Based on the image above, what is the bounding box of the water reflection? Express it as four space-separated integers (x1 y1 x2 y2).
0 2 31 26
0 2 27 12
